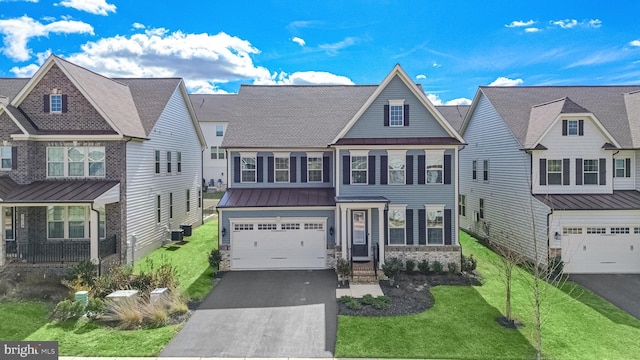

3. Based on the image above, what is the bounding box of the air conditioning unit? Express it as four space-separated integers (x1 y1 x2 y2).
473 211 480 222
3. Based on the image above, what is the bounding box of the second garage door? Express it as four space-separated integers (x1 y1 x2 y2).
562 228 640 273
230 219 327 270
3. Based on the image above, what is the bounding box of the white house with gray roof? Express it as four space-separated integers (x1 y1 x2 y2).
459 86 640 273
0 55 206 269
217 65 465 275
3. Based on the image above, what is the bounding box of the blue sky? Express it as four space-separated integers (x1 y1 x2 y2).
1 0 639 104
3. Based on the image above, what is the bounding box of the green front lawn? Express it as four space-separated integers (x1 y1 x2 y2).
336 231 640 359
0 219 217 357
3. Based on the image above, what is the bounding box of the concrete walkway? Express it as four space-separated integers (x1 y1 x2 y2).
336 284 384 298
60 357 376 360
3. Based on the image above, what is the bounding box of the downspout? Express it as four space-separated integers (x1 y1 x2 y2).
90 202 101 273
123 136 133 265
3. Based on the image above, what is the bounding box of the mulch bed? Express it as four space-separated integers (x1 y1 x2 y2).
338 272 481 317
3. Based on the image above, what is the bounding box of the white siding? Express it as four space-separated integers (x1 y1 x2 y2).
460 93 550 262
532 116 614 194
126 87 203 261
201 122 227 186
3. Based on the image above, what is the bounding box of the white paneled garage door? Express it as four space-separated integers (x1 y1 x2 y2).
230 218 327 270
562 226 640 273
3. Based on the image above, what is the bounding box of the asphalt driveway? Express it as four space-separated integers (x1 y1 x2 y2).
570 274 640 319
161 270 337 358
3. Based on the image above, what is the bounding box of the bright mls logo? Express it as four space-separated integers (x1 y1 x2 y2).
2 341 58 360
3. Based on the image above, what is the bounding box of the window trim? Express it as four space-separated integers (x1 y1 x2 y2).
483 159 489 182
274 152 290 183
458 194 466 217
0 146 12 170
547 159 563 185
426 150 444 184
614 158 628 178
472 160 477 181
156 195 162 223
350 151 369 185
425 205 445 245
47 205 100 240
50 94 62 113
240 153 257 183
479 198 485 220
583 159 599 185
186 189 191 213
167 151 172 174
47 146 106 178
388 205 407 245
307 152 323 183
567 119 579 136
155 150 161 174
215 124 224 137
169 192 173 219
388 100 405 127
388 150 406 185
177 152 182 173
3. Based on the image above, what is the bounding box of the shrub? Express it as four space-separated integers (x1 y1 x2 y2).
431 260 443 274
101 297 144 330
209 249 222 270
85 298 105 319
342 296 362 310
66 260 97 286
405 259 416 274
360 294 376 306
548 256 564 280
382 257 403 281
336 258 351 284
51 299 85 322
167 291 189 316
461 254 478 272
91 265 134 299
61 275 91 299
371 296 390 310
142 303 168 327
447 262 458 274
418 260 430 274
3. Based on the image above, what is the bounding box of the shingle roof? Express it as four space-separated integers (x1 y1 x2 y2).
222 85 377 148
189 94 237 122
436 105 469 132
0 79 29 101
479 86 640 149
534 191 640 210
117 78 181 135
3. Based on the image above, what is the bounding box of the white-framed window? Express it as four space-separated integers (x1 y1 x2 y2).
458 194 466 216
586 227 606 234
274 154 290 183
241 155 256 183
156 195 161 223
47 146 105 178
634 227 640 234
47 206 99 239
567 120 579 135
169 192 173 219
350 153 368 185
389 100 405 127
610 227 630 234
583 159 599 185
426 205 444 245
307 154 323 182
211 146 226 160
177 152 182 173
50 94 62 113
155 150 160 174
281 223 300 230
234 223 254 231
479 198 485 219
483 159 489 182
304 223 323 230
216 124 224 137
388 151 406 185
167 151 172 173
563 227 583 235
4 207 14 240
258 223 277 230
1 146 11 169
548 159 562 185
186 189 191 212
614 159 629 178
388 207 406 245
426 150 443 184
472 160 477 180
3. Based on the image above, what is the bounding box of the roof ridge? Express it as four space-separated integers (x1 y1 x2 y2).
53 54 129 88
532 97 567 108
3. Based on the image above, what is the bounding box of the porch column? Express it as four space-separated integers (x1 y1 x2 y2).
378 204 385 267
340 204 348 260
0 205 5 266
90 208 99 263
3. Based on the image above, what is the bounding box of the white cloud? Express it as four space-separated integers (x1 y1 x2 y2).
0 16 94 61
630 40 640 47
416 74 427 80
488 77 524 86
261 71 354 85
0 0 38 2
525 27 541 33
427 93 471 106
318 37 359 56
505 20 535 28
57 0 116 16
10 63 40 77
291 37 305 46
550 19 601 30
432 61 441 68
552 19 578 29
589 19 602 28
132 22 146 29
185 79 230 94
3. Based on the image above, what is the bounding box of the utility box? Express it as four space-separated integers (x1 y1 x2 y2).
171 229 184 241
150 287 170 306
75 291 89 308
106 289 139 302
180 224 192 237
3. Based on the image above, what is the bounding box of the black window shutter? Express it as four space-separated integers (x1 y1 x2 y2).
61 95 68 113
563 158 570 185
380 155 388 185
444 154 452 184
626 158 631 177
11 146 17 170
43 94 50 113
233 157 240 183
323 156 330 183
406 155 413 184
368 155 376 185
384 105 389 126
562 120 567 136
384 210 389 245
300 156 307 183
342 155 350 185
578 120 584 136
576 158 583 185
256 156 264 183
290 156 297 183
599 158 606 185
267 156 274 183
444 209 452 245
418 209 426 245
406 209 413 245
404 104 410 126
539 158 547 185
418 155 426 184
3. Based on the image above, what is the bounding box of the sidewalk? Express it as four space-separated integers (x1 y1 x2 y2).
60 357 379 360
335 283 384 298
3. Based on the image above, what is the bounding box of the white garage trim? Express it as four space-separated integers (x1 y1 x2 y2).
229 217 328 270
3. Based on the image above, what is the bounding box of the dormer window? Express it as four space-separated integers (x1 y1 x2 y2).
384 100 409 127
562 119 583 136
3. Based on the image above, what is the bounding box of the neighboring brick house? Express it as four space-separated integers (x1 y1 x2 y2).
0 55 205 268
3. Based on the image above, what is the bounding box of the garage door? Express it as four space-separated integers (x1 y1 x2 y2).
230 219 326 270
562 227 640 273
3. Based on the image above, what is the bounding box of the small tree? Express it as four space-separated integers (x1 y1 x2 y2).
336 258 351 286
382 257 403 285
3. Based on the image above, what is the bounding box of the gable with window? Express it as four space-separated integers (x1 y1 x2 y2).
44 92 67 113
47 146 105 178
562 119 584 136
383 100 409 127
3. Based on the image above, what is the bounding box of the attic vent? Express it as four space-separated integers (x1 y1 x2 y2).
0 96 7 105
51 88 60 94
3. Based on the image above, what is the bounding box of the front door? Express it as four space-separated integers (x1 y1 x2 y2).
351 210 369 260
